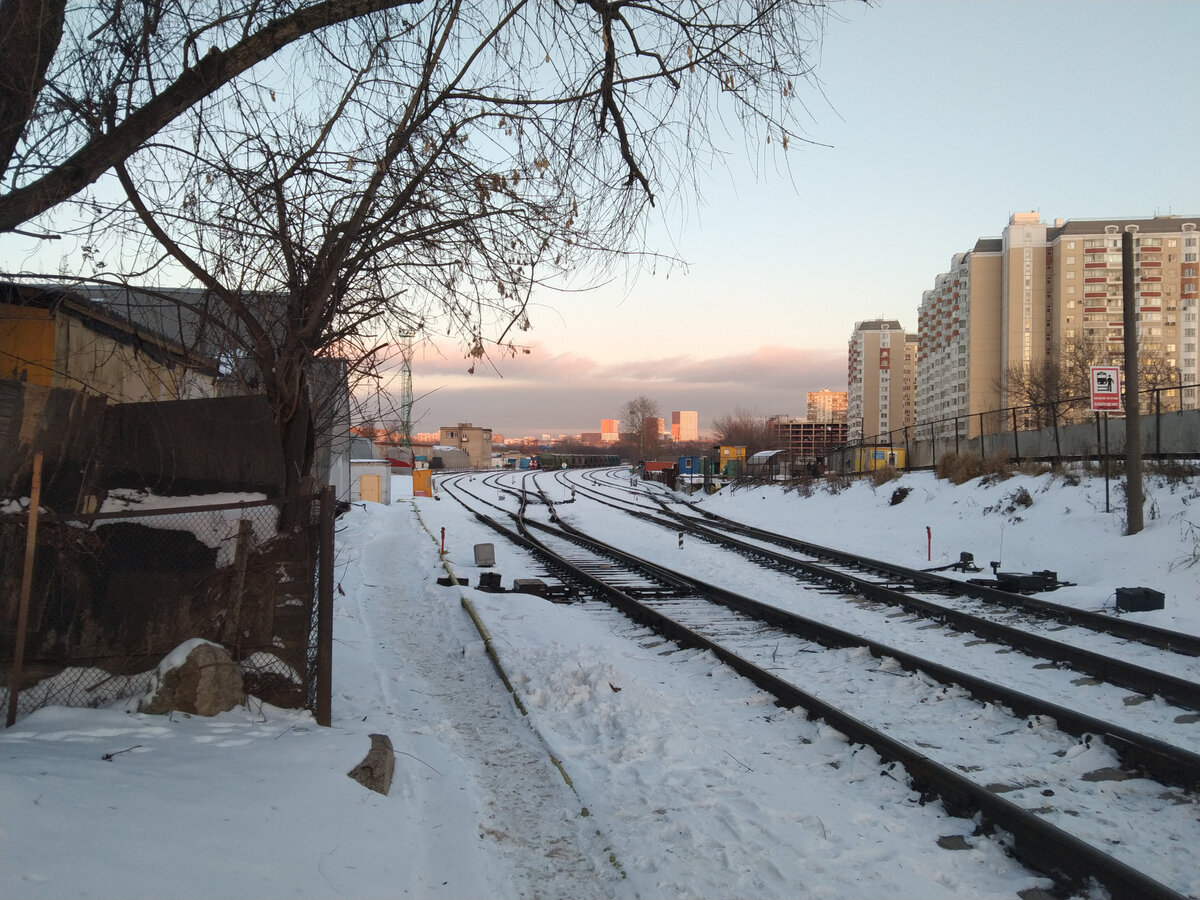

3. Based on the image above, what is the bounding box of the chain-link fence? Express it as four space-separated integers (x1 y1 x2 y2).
2 491 333 724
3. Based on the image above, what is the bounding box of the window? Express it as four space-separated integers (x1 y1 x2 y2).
1066 256 1076 265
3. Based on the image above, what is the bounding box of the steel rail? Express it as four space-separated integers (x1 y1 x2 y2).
611 508 1200 711
523 515 1200 789
667 504 1200 656
491 505 1191 900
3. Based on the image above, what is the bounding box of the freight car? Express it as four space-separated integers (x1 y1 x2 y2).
532 453 622 469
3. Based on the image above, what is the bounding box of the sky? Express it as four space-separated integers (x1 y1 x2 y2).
3 467 1197 899
392 0 1199 438
1 1 1196 440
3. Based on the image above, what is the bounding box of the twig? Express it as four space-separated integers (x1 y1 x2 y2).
723 749 752 772
102 745 142 761
396 749 444 777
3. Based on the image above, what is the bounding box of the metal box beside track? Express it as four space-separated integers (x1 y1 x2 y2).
1115 586 1165 612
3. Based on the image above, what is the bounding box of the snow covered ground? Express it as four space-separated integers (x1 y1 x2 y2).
2 467 1197 900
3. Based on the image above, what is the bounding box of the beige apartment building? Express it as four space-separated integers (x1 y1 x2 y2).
917 213 1198 436
847 319 913 442
805 389 848 423
902 334 919 429
671 410 699 442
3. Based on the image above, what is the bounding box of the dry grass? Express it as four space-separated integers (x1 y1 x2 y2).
935 449 1014 485
868 465 899 487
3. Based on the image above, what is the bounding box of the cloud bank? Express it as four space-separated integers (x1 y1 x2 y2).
392 342 846 437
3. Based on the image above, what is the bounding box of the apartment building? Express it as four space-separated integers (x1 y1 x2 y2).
438 422 493 468
915 243 1004 432
847 319 912 442
902 334 919 429
671 410 699 442
805 389 848 423
600 418 620 443
1049 215 1196 408
917 213 1198 434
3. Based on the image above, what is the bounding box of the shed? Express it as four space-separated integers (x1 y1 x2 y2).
350 458 392 504
746 450 789 479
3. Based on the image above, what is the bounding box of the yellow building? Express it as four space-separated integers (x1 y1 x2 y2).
1 284 217 403
716 445 746 475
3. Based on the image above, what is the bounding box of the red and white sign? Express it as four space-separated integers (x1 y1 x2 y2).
1090 366 1121 412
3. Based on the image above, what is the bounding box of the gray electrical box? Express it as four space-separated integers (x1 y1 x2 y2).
473 543 496 567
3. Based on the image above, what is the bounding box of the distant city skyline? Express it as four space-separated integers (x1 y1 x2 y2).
389 0 1197 437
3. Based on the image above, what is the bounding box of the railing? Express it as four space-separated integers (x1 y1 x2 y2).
841 382 1200 470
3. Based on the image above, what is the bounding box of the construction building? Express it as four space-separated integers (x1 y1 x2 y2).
766 416 848 462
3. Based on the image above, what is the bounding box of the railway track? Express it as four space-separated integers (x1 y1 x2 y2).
438 470 1199 900
549 470 1200 700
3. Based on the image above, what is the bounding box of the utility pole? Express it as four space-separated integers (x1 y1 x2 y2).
1122 228 1144 535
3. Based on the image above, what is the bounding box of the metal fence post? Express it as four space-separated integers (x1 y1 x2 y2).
6 452 43 728
315 485 334 727
1010 407 1020 462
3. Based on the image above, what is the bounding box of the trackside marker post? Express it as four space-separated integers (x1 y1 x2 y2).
926 526 932 561
440 527 446 556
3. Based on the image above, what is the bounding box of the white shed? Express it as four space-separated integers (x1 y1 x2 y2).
350 458 393 504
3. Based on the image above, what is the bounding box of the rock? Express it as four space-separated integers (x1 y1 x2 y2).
348 734 395 795
140 640 245 716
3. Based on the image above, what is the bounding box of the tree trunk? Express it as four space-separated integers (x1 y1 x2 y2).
0 0 67 176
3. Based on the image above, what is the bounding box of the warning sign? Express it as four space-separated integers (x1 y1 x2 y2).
1090 366 1121 412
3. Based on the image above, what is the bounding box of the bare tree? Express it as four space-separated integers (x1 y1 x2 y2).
620 395 662 462
713 405 771 455
999 334 1109 427
7 2 836 496
0 0 439 233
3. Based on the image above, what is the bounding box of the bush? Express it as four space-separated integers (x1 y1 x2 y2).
936 449 1014 485
823 472 852 494
1149 459 1200 483
869 465 899 487
889 486 912 506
